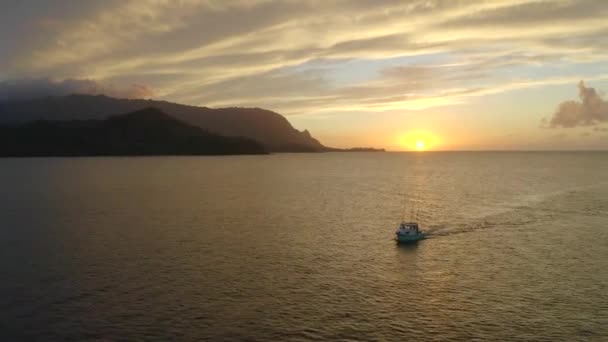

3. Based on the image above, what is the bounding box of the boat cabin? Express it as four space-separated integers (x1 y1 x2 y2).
397 222 419 235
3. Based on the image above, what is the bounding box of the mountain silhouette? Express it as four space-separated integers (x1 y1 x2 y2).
0 94 325 152
0 107 267 156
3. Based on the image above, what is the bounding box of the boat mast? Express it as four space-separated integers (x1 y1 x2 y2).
409 199 414 221
411 185 420 222
400 190 408 222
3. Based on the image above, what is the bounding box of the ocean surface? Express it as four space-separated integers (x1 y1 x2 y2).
0 152 607 341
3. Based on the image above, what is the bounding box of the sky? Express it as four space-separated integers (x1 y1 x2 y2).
1 0 608 150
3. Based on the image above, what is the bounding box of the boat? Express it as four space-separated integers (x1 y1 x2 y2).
395 222 426 243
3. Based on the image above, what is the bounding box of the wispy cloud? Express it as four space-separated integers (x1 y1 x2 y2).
0 78 154 101
17 0 206 73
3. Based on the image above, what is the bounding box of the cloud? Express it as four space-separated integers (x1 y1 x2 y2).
0 78 155 101
1 0 608 116
174 59 608 116
547 81 608 128
176 63 465 114
14 0 206 73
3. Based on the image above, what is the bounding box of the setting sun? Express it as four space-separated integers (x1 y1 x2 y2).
416 140 425 151
399 131 440 151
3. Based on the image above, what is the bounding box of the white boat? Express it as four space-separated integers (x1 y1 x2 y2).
395 222 426 243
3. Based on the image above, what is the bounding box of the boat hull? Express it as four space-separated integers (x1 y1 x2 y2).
395 233 425 243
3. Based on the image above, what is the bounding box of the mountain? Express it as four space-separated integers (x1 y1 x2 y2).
0 94 325 152
0 108 267 157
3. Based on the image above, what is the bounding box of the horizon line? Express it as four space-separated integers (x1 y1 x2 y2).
372 149 608 153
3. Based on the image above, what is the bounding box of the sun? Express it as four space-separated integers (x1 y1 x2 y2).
398 131 439 151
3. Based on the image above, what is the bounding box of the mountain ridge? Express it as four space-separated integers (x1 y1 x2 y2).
0 94 325 152
0 107 267 157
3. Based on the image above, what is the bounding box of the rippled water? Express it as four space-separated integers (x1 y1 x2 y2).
1 152 607 341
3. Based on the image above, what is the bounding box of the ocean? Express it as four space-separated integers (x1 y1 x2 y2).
1 152 606 341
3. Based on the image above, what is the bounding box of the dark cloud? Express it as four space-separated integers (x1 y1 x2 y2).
546 81 608 128
0 78 154 101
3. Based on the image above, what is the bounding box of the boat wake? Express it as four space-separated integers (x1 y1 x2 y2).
422 183 608 239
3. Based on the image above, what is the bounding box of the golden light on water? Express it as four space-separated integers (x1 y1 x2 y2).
399 131 440 151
